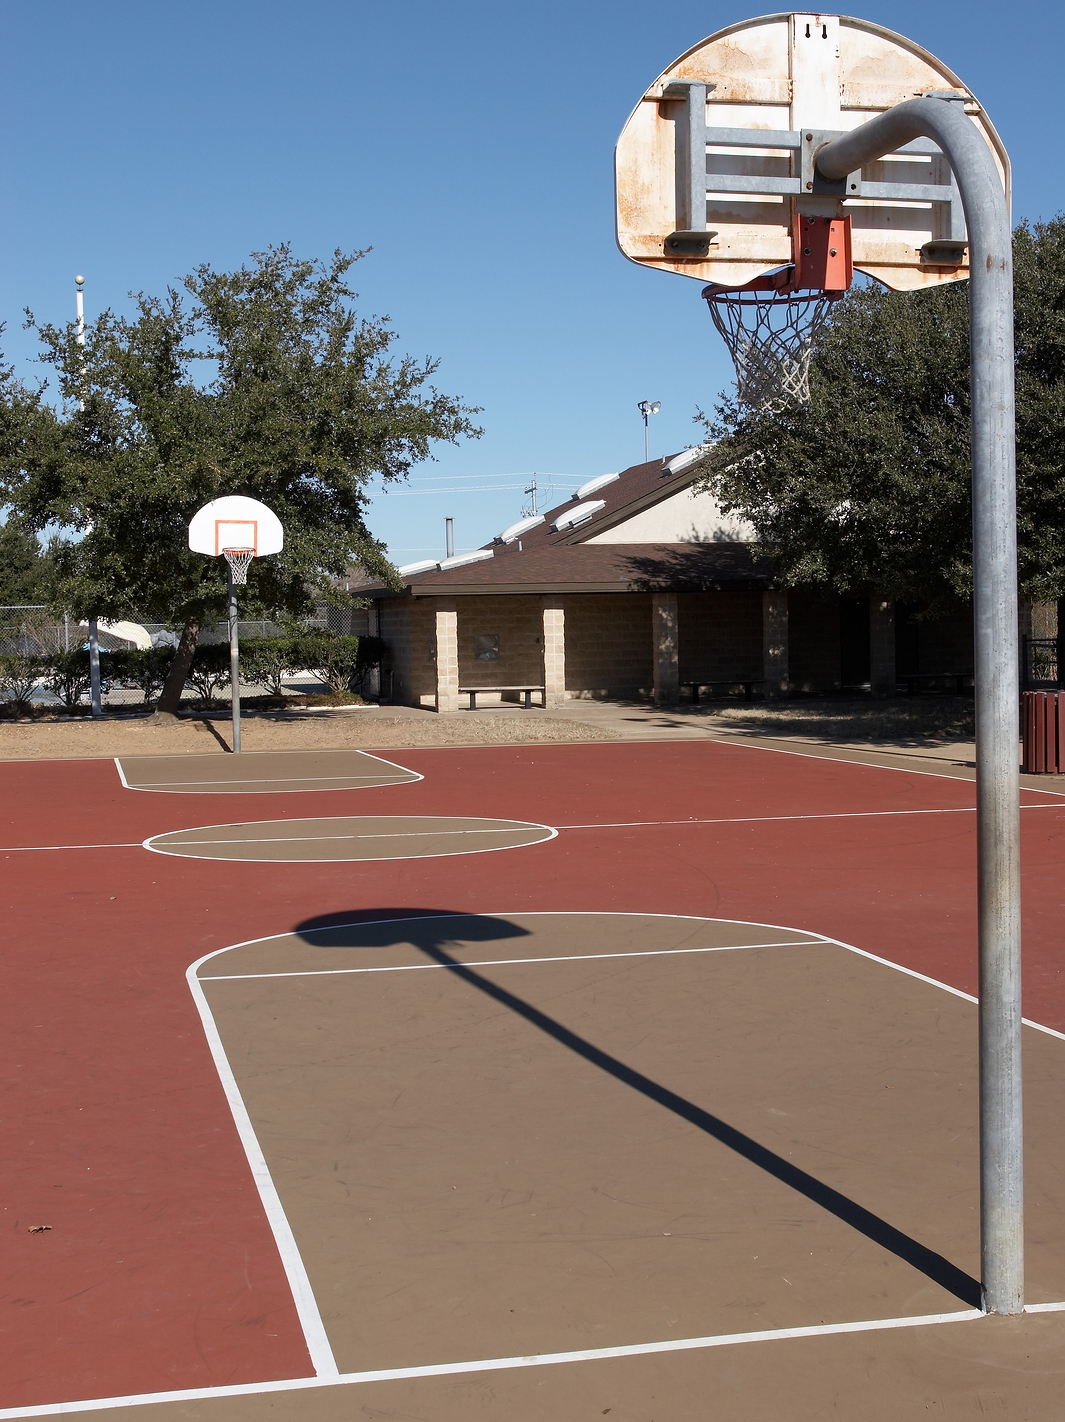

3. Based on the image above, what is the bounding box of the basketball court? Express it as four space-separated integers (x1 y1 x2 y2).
1 8 1053 1418
5 732 1065 1418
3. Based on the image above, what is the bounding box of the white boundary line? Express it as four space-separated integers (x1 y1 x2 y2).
1 1306 1020 1418
184 950 339 1380
0 842 142 853
9 908 1065 1419
142 817 559 863
113 751 423 796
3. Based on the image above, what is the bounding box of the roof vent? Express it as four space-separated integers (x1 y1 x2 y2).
551 499 606 532
663 444 712 477
574 472 620 499
498 514 545 544
397 558 439 577
438 549 494 570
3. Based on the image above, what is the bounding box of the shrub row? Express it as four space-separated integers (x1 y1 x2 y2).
0 634 385 710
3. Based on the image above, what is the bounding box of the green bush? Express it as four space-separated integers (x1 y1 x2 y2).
41 648 93 709
295 633 365 695
188 642 233 705
0 653 44 707
239 636 297 696
109 646 175 707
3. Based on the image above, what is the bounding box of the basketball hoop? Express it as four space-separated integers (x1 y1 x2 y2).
222 548 255 585
702 284 841 413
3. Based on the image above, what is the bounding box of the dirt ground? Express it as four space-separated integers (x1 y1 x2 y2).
0 708 620 760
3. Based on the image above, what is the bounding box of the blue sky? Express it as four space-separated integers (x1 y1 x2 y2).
1 1 1062 563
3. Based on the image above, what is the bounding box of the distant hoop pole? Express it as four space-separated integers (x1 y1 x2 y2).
222 551 254 754
819 94 1021 1315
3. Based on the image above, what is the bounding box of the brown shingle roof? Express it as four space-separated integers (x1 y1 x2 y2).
364 450 774 595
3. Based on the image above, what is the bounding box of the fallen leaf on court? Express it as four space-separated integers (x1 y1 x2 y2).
28 1225 51 1233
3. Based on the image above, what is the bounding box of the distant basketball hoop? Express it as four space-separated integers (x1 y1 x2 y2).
188 495 284 755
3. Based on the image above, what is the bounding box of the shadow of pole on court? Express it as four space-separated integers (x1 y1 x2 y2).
293 910 982 1309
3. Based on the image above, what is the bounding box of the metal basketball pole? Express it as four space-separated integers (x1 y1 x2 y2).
227 566 242 754
819 94 1022 1314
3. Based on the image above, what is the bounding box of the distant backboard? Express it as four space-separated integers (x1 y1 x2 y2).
615 13 1009 292
188 495 283 557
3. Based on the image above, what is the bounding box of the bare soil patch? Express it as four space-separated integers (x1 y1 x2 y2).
0 709 619 761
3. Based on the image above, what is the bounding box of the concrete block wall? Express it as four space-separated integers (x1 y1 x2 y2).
677 592 762 684
788 592 842 692
454 595 544 694
562 593 653 697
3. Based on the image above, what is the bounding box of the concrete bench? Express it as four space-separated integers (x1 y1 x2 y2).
460 685 546 710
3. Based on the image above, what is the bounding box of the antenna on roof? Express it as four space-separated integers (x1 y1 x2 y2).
522 477 538 517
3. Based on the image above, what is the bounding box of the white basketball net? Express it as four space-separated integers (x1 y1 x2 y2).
222 548 255 585
704 288 840 413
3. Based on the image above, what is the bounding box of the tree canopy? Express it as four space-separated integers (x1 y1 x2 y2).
697 215 1065 608
1 246 480 626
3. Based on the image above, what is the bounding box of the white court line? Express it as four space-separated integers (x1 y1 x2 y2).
3 1305 1027 1418
198 937 827 980
185 951 339 1380
123 773 418 788
556 802 1065 831
0 842 142 853
113 751 424 795
163 826 551 847
4 798 1064 855
143 817 558 863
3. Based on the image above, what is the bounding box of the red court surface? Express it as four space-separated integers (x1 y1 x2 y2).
3 737 1065 1414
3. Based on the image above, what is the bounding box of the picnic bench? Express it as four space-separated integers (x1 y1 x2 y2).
460 684 546 710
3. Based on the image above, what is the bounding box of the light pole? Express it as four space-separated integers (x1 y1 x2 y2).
77 274 102 719
637 400 660 461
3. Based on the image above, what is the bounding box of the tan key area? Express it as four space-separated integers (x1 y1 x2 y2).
117 749 420 794
194 913 1065 1377
148 815 556 861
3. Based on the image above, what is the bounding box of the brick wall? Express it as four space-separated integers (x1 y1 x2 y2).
789 592 841 692
676 592 762 684
562 594 653 696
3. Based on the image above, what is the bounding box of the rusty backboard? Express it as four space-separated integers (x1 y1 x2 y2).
614 12 1009 292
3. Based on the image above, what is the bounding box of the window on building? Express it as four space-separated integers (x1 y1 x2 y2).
475 634 500 660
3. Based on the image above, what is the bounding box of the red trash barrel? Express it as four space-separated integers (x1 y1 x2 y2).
1022 690 1065 773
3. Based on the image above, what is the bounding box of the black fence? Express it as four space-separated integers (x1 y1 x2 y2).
1023 637 1063 690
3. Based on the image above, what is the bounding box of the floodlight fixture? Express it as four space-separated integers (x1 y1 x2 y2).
637 400 661 460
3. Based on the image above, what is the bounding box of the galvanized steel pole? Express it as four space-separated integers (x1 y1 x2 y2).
818 94 1022 1314
228 567 241 754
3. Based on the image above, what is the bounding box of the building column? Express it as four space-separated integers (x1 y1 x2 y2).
542 598 566 708
434 600 459 713
870 596 896 699
652 592 679 705
762 590 789 699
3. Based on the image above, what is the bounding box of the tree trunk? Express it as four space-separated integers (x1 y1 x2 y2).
154 617 200 716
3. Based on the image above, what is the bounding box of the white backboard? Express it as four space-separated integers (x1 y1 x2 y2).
188 495 283 557
615 13 1009 292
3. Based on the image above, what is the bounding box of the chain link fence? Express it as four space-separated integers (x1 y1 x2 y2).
0 605 369 709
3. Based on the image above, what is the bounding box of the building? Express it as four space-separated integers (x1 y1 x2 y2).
361 451 983 710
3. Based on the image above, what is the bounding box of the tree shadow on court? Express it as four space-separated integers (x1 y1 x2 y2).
295 909 982 1309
